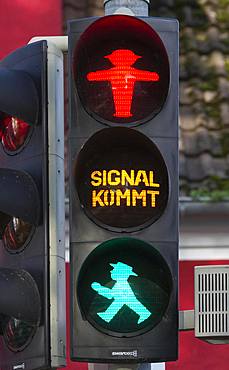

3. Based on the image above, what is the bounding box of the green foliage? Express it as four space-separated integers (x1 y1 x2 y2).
218 0 229 6
190 189 229 201
204 105 220 119
225 59 229 77
220 133 229 156
217 9 229 23
190 176 229 201
199 79 218 92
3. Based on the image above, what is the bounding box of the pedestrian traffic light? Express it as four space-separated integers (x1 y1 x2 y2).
68 15 179 363
0 41 66 370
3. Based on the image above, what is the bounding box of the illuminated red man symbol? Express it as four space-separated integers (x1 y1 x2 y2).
87 49 160 118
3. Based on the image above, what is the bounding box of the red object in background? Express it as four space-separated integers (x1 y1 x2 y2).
87 49 159 118
0 0 62 59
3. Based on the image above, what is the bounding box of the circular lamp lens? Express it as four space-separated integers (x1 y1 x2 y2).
2 316 38 352
3 217 34 253
75 127 169 231
74 15 170 125
77 238 173 336
0 114 31 153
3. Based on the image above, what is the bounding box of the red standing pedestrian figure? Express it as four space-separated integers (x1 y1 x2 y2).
87 49 160 118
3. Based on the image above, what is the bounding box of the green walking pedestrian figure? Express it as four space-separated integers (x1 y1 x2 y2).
91 261 151 324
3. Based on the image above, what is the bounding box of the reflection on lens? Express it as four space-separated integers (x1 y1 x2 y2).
2 316 37 352
0 114 31 153
3 217 34 252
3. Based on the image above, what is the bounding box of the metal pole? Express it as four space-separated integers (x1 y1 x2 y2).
89 363 165 370
104 0 150 16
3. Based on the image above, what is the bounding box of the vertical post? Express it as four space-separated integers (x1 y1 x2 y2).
89 362 165 370
104 0 150 16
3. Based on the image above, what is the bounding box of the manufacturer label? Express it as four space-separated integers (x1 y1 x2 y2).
111 350 138 357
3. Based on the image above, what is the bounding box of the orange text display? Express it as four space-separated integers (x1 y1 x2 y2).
90 169 160 208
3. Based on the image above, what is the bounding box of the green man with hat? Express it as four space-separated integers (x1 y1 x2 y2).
91 261 151 324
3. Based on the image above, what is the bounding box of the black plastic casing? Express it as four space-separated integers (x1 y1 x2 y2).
68 16 179 364
0 41 51 370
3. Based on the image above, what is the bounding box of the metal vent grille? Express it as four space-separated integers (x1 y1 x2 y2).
195 266 229 337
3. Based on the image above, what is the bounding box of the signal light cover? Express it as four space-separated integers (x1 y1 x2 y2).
74 15 170 125
0 113 31 153
74 127 169 232
77 238 173 337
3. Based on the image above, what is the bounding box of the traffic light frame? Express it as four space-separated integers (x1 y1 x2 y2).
69 15 179 363
0 41 65 370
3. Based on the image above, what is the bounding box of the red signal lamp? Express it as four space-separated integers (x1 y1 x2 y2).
87 49 159 118
0 114 31 152
74 15 170 125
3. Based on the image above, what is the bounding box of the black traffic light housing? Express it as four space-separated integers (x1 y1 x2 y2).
69 15 179 363
0 41 65 370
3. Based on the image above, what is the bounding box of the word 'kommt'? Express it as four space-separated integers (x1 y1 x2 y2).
91 169 160 208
